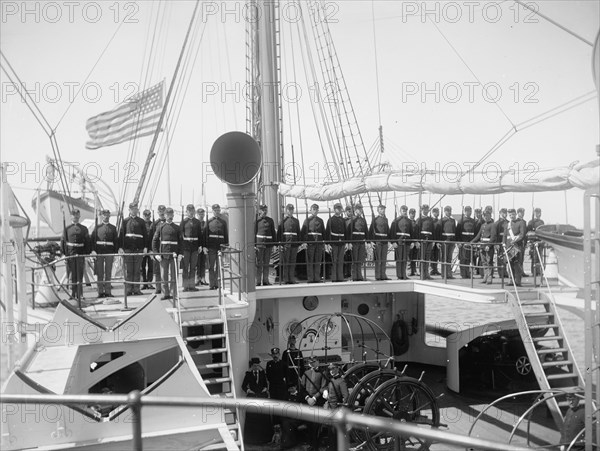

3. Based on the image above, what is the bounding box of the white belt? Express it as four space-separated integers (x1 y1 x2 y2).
126 233 143 238
352 231 365 235
256 235 272 239
96 241 113 246
283 232 297 235
375 233 387 237
481 238 491 242
308 232 322 236
421 231 432 235
67 242 84 247
462 232 474 236
442 233 455 237
330 232 344 237
209 234 224 238
183 237 198 241
161 241 178 245
396 232 410 237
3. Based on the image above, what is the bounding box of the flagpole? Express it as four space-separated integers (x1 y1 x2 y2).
132 0 201 205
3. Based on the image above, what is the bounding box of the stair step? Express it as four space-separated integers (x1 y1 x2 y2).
542 359 573 368
533 335 563 343
192 347 228 355
524 312 554 318
186 333 226 342
537 347 568 355
205 377 232 385
217 392 235 398
520 299 549 306
529 323 558 330
182 318 224 327
198 362 230 370
547 372 578 381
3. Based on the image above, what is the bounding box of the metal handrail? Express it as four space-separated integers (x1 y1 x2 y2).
0 391 534 451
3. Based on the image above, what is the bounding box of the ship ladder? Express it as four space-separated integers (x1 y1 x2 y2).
503 245 585 428
179 271 243 449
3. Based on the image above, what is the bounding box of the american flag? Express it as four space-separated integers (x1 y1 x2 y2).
85 81 164 150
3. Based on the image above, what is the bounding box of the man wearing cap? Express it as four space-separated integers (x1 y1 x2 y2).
141 209 154 290
282 335 304 387
390 205 413 280
349 203 368 281
456 206 476 278
255 204 277 286
416 204 435 280
195 208 208 286
151 205 167 293
91 209 118 298
369 204 390 280
516 208 529 276
277 204 301 284
492 208 508 279
61 208 91 301
343 205 354 278
527 208 545 276
301 204 325 283
300 356 326 407
472 207 484 276
242 358 268 398
204 204 229 290
180 204 203 291
430 207 442 276
440 206 457 279
119 202 148 296
471 209 496 284
152 207 181 299
242 357 271 444
504 208 526 287
266 347 288 402
408 208 418 276
326 203 348 282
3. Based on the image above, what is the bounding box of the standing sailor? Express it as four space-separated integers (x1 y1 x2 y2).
301 204 325 283
255 204 276 286
119 202 147 296
152 207 181 299
349 203 368 281
282 335 304 388
408 208 418 276
472 207 484 276
277 204 301 284
430 207 442 276
471 209 496 284
326 202 347 282
180 204 202 291
204 204 229 290
516 207 528 276
140 209 154 290
457 206 477 278
527 208 545 275
266 347 288 402
91 209 118 298
440 206 457 279
61 208 91 300
151 205 167 294
195 207 208 286
369 204 390 280
493 208 508 279
415 204 435 280
504 208 526 287
390 205 413 280
343 205 353 279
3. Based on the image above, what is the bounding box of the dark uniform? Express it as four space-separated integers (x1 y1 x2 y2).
204 204 228 290
282 336 304 388
301 205 325 283
119 202 148 296
415 205 435 280
255 205 277 286
440 208 457 279
151 205 166 293
324 363 349 448
343 206 353 278
492 209 508 278
195 208 208 286
457 209 477 278
473 208 484 275
242 358 271 445
430 208 441 275
266 348 288 401
349 204 368 281
180 205 202 291
141 210 154 289
408 209 418 275
517 208 528 275
61 209 91 300
472 212 496 284
389 207 413 280
326 203 347 282
504 209 526 286
527 209 545 275
152 210 181 299
300 358 326 449
91 210 118 297
369 205 390 280
277 204 301 284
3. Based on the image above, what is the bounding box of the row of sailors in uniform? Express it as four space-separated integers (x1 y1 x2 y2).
266 201 544 285
60 202 229 300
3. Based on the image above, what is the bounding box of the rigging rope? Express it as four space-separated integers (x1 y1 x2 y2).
371 0 383 128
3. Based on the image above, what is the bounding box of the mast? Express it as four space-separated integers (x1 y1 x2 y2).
256 0 282 217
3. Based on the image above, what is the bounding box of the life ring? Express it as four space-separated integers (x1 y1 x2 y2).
391 319 409 356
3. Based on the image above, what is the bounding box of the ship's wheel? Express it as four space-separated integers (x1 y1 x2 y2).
361 377 441 450
343 363 380 390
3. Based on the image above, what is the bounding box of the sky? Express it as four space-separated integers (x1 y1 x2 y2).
1 0 599 229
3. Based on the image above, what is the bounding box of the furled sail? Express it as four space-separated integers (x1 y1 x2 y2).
279 159 599 200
